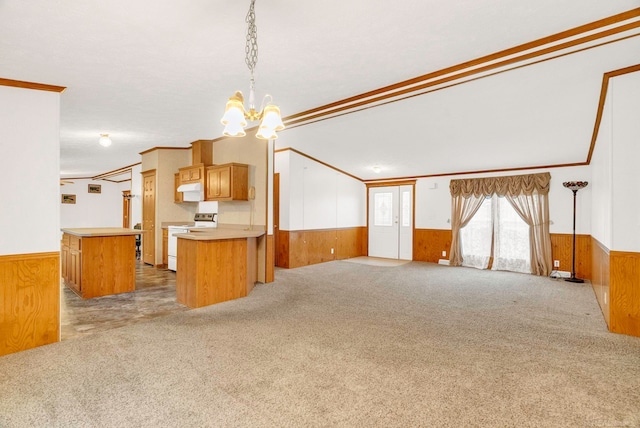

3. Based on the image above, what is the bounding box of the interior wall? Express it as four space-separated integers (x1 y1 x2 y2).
590 82 613 249
156 149 195 222
141 148 195 265
130 164 143 228
275 150 366 231
414 166 592 234
59 179 126 229
0 85 60 256
213 135 268 227
610 72 640 252
0 83 61 355
275 150 291 230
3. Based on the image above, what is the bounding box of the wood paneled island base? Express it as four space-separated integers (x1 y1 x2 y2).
176 230 262 308
61 228 139 299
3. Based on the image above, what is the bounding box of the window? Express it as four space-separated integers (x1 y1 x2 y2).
401 190 411 227
374 192 393 226
460 195 531 274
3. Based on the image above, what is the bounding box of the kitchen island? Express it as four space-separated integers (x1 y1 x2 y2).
60 228 140 298
175 227 265 308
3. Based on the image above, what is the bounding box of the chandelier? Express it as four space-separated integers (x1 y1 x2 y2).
221 0 284 140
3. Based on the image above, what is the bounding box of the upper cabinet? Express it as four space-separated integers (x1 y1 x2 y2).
206 163 249 201
179 164 204 184
174 173 183 203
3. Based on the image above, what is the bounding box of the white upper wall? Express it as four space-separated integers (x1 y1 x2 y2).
214 136 268 227
275 150 366 231
60 179 127 229
0 85 60 256
610 72 640 252
590 81 613 248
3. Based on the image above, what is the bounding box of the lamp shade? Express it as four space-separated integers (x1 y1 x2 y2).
221 92 248 128
260 104 285 131
562 181 588 191
223 121 247 138
256 126 278 140
221 102 247 127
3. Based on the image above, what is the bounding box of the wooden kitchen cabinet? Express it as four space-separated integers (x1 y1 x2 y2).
61 235 70 284
174 173 183 203
61 234 82 294
162 228 168 267
61 229 138 299
206 163 249 201
179 164 204 184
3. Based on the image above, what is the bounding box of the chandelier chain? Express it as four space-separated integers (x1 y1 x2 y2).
245 0 258 77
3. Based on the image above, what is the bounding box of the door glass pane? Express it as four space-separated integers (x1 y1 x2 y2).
492 197 531 273
374 192 393 226
402 191 411 227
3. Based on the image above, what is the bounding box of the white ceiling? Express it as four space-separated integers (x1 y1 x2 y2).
1 0 638 181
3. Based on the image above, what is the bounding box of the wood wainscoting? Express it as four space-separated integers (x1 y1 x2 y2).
414 229 452 263
276 227 366 269
0 252 60 356
550 234 591 280
413 229 593 279
609 250 640 337
591 237 640 338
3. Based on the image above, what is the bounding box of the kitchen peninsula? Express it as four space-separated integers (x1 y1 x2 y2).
61 228 140 298
176 227 265 308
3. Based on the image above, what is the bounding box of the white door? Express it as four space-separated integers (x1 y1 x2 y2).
368 185 413 260
398 185 413 260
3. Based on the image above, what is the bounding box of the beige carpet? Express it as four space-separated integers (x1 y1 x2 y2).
1 261 639 427
343 256 411 267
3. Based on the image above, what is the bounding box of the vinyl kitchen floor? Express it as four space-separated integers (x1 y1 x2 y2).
60 262 190 341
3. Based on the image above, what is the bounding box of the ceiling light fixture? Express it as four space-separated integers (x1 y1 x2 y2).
220 0 284 140
372 166 382 173
99 133 112 147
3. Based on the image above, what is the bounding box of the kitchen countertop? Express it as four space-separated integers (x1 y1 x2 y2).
161 222 195 229
175 228 265 241
61 227 141 237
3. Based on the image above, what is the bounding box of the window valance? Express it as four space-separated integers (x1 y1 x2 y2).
449 172 551 198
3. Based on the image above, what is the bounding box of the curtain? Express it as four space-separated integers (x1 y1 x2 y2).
449 193 486 266
449 172 551 198
505 191 553 276
449 172 552 275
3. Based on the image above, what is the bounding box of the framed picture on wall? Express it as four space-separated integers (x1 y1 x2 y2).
61 194 76 204
88 184 101 194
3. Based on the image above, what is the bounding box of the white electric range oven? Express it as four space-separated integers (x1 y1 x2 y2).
167 212 217 271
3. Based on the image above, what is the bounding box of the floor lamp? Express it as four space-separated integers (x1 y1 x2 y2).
562 181 589 283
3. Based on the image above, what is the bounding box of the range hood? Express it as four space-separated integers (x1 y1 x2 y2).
177 183 204 202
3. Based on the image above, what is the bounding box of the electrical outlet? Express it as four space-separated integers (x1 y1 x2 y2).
442 251 447 257
554 260 560 268
331 248 334 254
